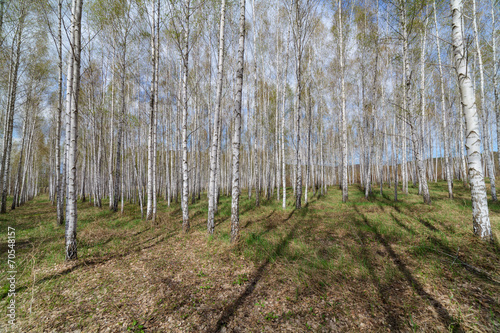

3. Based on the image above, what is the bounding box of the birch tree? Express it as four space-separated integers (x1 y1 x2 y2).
56 0 64 224
450 0 492 241
207 0 226 234
339 0 347 203
181 0 190 232
472 0 496 202
281 30 289 210
433 0 453 199
493 2 499 176
230 0 246 243
287 0 318 209
146 0 158 221
0 3 26 214
405 8 431 205
66 0 83 260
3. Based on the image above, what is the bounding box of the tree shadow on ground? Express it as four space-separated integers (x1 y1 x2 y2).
417 218 439 232
387 207 499 288
353 204 464 332
210 209 297 332
352 214 405 332
390 213 416 235
243 210 276 230
424 233 500 288
0 227 181 301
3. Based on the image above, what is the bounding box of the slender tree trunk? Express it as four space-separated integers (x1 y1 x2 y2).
0 8 25 213
152 0 159 221
207 0 226 234
230 0 245 243
192 101 197 205
472 0 496 202
0 0 5 45
493 1 499 181
146 0 157 221
56 0 64 223
113 34 127 211
282 32 289 209
394 117 398 202
109 48 115 209
412 15 431 204
433 0 453 198
275 29 281 202
294 0 302 209
400 0 408 196
339 0 348 203
12 107 29 210
80 142 87 202
181 0 191 232
305 87 312 204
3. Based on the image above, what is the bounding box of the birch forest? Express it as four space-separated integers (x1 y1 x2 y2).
1 0 500 331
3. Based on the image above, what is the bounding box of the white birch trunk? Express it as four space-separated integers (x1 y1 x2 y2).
65 0 83 260
146 0 156 221
450 0 492 241
230 0 245 243
493 1 499 182
113 31 127 211
305 87 312 204
413 16 431 204
0 8 24 213
181 0 191 232
339 0 348 203
294 0 303 209
282 32 289 209
207 0 226 234
433 0 453 198
472 0 496 202
400 0 408 195
56 0 64 223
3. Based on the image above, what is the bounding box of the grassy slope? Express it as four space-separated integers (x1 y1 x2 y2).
1 181 499 332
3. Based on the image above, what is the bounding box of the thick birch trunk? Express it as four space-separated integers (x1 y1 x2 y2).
66 0 83 260
450 0 492 241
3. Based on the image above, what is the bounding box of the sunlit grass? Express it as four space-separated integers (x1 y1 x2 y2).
1 180 499 332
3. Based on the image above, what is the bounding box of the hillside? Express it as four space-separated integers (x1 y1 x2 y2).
1 182 500 332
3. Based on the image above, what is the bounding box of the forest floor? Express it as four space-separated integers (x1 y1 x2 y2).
1 182 500 333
